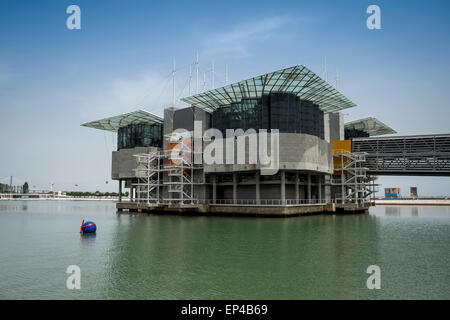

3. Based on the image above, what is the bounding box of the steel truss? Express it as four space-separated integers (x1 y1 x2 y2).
352 134 450 176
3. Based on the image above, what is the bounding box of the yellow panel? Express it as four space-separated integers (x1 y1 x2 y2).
331 140 352 174
331 140 352 154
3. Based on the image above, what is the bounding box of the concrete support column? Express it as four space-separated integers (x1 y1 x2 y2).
295 172 299 204
232 172 237 204
281 170 286 205
212 174 217 204
307 173 311 204
118 179 122 202
255 171 260 205
318 175 322 203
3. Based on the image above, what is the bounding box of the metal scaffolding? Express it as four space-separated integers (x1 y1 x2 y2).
132 134 200 206
133 152 161 204
331 150 377 205
163 138 195 204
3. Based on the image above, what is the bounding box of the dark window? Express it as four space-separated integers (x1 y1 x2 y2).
211 92 324 138
345 129 370 140
117 123 163 150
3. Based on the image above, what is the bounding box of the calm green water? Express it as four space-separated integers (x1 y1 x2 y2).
0 200 449 300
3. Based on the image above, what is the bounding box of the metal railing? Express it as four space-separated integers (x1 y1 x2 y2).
119 198 334 206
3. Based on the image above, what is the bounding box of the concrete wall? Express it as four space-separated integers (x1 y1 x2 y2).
112 146 160 180
203 133 333 175
324 112 344 142
170 106 211 133
164 107 178 136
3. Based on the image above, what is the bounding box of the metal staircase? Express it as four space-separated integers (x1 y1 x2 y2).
133 152 161 204
332 150 377 205
163 139 194 204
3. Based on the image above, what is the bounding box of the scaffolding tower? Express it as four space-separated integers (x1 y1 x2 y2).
132 133 199 206
331 150 378 205
163 137 195 204
133 152 161 204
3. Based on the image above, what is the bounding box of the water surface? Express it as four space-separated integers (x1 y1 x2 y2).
0 201 448 299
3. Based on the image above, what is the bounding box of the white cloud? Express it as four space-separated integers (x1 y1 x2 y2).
79 72 179 119
203 16 293 56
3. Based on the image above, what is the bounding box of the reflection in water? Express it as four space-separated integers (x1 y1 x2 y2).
0 201 449 299
80 233 97 246
103 212 382 299
385 207 401 216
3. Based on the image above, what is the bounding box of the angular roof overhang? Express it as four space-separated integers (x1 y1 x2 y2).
181 65 356 113
345 117 397 136
81 109 163 132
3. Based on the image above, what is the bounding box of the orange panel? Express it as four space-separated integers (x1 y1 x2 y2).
331 140 352 154
331 140 352 174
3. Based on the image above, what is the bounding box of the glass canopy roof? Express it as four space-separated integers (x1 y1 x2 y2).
81 110 163 132
345 117 397 136
181 65 356 113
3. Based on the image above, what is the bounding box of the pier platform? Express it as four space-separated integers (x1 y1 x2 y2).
116 202 370 217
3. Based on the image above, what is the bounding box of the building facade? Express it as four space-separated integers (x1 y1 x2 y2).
82 65 396 209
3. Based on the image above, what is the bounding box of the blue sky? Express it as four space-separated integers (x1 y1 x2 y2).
1 0 449 195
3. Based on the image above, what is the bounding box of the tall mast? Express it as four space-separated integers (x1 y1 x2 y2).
202 72 206 91
195 51 199 94
188 63 192 96
172 58 176 105
323 56 328 82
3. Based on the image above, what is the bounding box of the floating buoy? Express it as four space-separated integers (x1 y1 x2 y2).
80 219 97 234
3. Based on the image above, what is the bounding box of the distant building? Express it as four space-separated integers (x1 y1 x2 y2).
385 188 401 199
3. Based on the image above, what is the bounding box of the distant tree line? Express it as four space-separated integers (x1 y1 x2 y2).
65 191 129 197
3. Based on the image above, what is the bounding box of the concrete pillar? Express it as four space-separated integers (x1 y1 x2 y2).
318 175 322 203
295 172 299 204
255 171 260 205
212 174 217 204
233 172 237 204
307 173 311 204
281 170 286 205
118 179 122 202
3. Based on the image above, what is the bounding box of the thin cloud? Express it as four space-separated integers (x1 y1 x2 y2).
203 16 294 56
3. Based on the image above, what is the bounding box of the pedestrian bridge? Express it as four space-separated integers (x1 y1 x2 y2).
352 134 450 176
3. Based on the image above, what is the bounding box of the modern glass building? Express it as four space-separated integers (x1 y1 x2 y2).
82 64 398 214
82 110 164 150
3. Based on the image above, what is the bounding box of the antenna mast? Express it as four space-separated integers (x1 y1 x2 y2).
172 58 176 105
188 63 192 96
202 72 206 91
323 56 328 82
195 51 199 94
